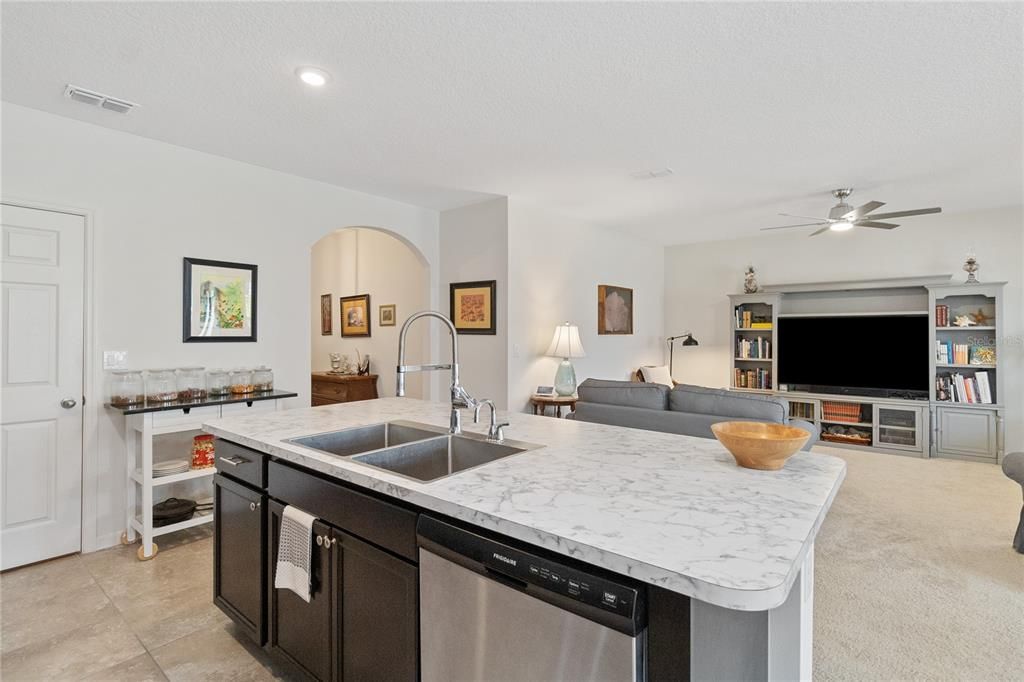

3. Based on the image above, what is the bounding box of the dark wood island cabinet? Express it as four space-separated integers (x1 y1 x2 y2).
214 441 418 682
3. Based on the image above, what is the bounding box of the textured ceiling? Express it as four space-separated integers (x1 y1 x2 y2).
2 2 1021 244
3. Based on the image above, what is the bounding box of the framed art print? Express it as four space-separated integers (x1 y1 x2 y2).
450 280 496 335
320 294 333 335
379 304 397 327
340 294 371 337
183 257 257 342
598 284 633 335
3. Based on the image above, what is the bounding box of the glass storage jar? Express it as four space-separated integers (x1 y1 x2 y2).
207 369 230 397
177 366 207 401
252 366 274 392
145 369 178 402
229 368 254 395
109 370 144 407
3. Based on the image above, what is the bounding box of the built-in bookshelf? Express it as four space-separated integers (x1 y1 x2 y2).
930 285 1002 407
729 294 778 391
725 276 1007 463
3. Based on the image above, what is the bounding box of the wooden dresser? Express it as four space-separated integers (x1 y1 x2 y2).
311 373 379 406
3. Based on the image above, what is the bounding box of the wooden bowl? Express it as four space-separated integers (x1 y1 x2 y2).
711 421 811 471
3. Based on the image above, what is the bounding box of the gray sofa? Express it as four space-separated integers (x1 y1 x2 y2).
568 379 819 450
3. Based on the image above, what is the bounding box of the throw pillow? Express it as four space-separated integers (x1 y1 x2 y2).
639 365 674 387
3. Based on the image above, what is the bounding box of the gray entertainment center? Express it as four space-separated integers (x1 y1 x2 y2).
729 275 1006 463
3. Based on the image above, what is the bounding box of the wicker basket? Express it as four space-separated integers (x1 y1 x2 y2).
821 432 872 446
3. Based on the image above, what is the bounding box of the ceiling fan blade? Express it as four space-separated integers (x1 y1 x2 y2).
779 213 830 221
761 222 829 231
809 226 831 237
862 207 942 220
855 220 900 229
841 201 886 220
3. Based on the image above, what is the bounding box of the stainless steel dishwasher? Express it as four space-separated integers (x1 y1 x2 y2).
417 516 646 682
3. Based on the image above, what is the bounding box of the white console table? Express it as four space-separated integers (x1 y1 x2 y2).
108 390 296 560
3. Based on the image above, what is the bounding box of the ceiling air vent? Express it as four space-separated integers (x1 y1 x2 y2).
629 168 674 180
63 84 139 114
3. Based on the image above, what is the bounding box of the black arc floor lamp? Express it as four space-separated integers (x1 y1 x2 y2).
667 332 699 376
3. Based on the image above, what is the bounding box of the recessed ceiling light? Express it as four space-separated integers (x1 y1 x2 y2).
296 66 330 87
830 221 854 232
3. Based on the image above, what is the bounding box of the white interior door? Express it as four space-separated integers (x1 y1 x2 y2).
1 203 85 570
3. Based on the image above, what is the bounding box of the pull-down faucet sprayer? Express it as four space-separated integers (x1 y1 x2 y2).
396 311 477 434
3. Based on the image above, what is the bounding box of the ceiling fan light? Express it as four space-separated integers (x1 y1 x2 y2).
830 221 854 232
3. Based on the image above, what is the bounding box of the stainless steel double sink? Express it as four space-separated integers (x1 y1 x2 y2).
287 420 540 483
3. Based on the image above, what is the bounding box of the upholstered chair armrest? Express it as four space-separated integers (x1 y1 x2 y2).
788 418 819 450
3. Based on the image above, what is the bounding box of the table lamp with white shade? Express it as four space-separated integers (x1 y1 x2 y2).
546 322 586 396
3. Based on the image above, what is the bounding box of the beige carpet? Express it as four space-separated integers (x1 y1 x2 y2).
812 446 1024 681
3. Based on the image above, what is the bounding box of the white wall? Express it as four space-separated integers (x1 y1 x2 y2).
439 198 509 407
664 206 1024 452
507 200 666 412
310 228 430 399
2 104 440 552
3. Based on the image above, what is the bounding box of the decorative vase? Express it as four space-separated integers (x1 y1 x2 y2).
744 267 758 294
963 254 980 284
554 359 577 396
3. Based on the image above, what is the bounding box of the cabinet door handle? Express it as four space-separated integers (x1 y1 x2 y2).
219 456 246 467
316 534 324 546
249 501 260 511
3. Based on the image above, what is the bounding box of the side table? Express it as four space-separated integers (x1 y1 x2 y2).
530 394 578 418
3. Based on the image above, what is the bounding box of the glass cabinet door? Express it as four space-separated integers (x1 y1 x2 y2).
874 406 923 452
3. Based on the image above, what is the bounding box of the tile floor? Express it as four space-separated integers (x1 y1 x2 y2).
0 528 287 681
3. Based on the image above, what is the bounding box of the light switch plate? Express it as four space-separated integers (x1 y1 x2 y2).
103 351 128 370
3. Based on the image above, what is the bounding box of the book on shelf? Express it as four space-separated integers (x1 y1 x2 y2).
733 367 771 390
936 341 974 365
935 304 948 327
936 371 993 405
736 336 771 359
734 308 772 329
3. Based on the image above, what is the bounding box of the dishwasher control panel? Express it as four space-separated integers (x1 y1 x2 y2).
517 555 638 618
417 515 641 622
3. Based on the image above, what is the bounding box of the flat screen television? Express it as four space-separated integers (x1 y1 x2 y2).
777 315 929 397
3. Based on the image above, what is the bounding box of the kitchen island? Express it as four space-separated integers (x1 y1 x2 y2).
205 397 846 681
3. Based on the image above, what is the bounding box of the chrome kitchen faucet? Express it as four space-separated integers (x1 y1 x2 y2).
396 311 478 434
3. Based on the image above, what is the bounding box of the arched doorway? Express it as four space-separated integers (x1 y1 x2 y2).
311 227 431 400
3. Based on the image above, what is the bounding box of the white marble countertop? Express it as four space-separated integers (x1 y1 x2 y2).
203 397 845 611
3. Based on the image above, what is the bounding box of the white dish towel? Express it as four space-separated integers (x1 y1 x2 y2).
274 505 318 603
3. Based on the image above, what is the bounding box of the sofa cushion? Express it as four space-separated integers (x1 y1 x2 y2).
572 402 818 451
669 384 788 422
577 379 669 411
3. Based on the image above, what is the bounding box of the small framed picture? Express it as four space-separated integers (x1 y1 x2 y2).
450 280 496 335
597 284 633 335
340 294 371 338
969 345 996 365
320 294 332 335
379 304 397 327
535 386 554 395
183 257 257 342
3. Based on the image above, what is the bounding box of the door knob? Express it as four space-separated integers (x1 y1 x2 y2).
60 398 78 409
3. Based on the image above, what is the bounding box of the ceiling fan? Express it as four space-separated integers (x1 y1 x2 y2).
762 188 942 236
